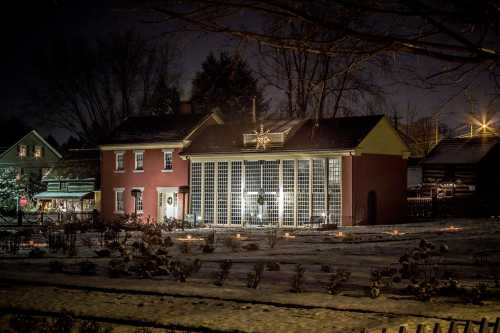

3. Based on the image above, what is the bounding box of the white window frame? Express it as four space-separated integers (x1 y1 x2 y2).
133 187 144 213
114 188 125 213
134 150 144 172
162 149 173 172
114 151 124 173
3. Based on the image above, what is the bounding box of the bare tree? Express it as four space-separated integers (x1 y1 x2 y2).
149 1 500 94
30 31 181 144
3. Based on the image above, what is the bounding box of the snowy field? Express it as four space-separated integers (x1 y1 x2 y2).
1 218 500 332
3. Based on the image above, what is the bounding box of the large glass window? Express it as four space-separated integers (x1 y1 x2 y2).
217 162 228 224
312 159 326 219
203 162 215 223
297 160 310 226
282 160 295 226
328 158 342 225
230 161 242 225
190 162 202 218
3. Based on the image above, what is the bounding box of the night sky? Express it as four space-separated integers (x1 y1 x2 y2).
0 1 497 143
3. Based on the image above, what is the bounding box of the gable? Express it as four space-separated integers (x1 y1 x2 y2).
356 117 410 158
0 130 62 166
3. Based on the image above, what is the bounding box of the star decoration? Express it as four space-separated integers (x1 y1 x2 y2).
254 123 271 150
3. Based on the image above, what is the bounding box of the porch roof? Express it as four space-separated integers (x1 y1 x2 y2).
34 192 94 200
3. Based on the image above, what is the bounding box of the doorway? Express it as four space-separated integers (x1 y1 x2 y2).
157 190 177 223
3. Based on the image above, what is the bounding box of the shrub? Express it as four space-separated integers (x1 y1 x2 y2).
242 243 260 251
9 314 47 333
267 229 279 249
79 261 97 275
178 242 191 254
327 269 351 295
320 264 332 273
214 259 233 286
79 320 113 333
247 263 265 289
49 260 65 273
290 264 305 293
266 261 281 271
224 237 240 252
201 244 215 253
28 248 47 258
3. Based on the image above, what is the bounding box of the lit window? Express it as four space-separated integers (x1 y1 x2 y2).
134 190 143 213
115 189 124 213
34 145 43 159
18 145 27 158
163 151 173 171
134 151 144 171
115 152 124 171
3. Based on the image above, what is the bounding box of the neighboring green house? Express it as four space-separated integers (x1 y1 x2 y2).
34 148 101 214
0 129 62 176
0 130 62 209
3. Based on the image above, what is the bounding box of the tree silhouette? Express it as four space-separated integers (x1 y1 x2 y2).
191 52 267 120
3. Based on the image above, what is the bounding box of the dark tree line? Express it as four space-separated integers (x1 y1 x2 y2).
30 31 181 145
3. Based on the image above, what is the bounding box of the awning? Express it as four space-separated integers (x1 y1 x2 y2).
34 192 94 200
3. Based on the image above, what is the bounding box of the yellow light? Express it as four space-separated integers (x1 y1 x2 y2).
186 234 192 240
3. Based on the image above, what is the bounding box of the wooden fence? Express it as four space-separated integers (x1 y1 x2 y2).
361 317 500 333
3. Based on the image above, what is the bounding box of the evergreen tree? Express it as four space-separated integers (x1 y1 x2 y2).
0 168 18 213
191 52 267 120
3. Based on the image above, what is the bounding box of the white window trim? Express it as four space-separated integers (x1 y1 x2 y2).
162 149 173 172
134 150 144 172
132 187 144 213
114 187 125 214
114 151 125 173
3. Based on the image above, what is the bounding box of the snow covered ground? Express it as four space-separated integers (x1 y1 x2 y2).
1 218 500 332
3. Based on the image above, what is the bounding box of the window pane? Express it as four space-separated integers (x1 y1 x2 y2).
164 152 173 170
328 158 342 225
282 160 295 226
217 162 228 224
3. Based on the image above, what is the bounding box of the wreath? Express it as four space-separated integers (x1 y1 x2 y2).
257 189 265 206
167 197 173 205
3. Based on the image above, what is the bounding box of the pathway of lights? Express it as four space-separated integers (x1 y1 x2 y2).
335 231 345 238
283 232 295 239
441 225 463 233
384 229 406 236
176 234 204 242
233 233 248 240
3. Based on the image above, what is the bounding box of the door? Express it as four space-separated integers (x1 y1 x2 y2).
165 192 177 219
158 191 177 222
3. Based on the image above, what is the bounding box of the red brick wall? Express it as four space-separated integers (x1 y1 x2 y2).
342 154 407 226
100 148 189 223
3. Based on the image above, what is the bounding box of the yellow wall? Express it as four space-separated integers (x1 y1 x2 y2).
356 117 410 158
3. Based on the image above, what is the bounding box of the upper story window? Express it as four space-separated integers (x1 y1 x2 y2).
163 150 173 171
18 145 27 158
115 152 124 172
134 151 144 171
34 145 43 159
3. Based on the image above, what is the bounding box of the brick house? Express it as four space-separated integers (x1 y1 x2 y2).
181 115 410 227
99 111 223 223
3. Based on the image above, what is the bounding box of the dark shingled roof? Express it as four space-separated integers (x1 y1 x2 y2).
182 115 384 155
421 137 500 165
103 113 209 144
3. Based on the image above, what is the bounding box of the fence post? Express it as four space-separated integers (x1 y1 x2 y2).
399 326 408 333
463 321 473 333
416 324 426 333
432 323 442 333
478 318 488 333
493 318 500 333
447 321 458 333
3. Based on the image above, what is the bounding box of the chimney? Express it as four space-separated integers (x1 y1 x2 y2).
179 101 192 115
